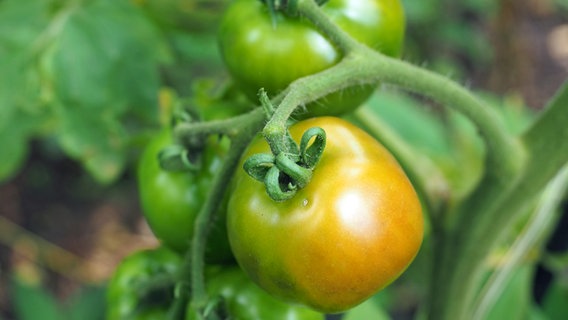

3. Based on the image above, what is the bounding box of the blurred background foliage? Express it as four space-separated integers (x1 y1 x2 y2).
0 0 567 319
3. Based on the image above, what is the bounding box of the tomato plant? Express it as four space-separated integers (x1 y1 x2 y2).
227 117 424 313
218 0 405 117
4 0 567 320
137 129 233 263
106 247 181 320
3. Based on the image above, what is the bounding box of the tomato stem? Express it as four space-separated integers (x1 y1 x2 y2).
168 108 266 320
174 109 265 138
294 0 360 54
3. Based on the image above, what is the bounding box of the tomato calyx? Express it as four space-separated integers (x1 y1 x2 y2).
158 143 204 172
243 126 326 201
154 103 212 172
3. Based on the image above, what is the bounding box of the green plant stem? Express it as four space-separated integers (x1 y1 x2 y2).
168 108 265 320
294 0 360 54
262 56 362 153
174 111 263 138
270 0 524 186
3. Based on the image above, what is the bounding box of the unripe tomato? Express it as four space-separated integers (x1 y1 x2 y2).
218 0 405 117
227 117 423 313
137 129 234 263
186 267 324 320
106 247 181 320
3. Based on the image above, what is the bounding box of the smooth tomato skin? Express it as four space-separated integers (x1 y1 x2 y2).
186 267 324 320
218 0 405 117
106 247 181 320
137 129 233 263
227 117 423 313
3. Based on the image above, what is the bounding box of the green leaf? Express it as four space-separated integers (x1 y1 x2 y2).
483 266 533 320
0 110 44 182
11 277 64 320
365 90 452 157
0 0 49 130
480 93 535 136
521 80 568 203
400 0 442 24
541 276 568 320
66 286 106 320
0 0 51 49
342 298 390 320
556 0 568 10
41 0 170 182
51 0 165 116
57 105 127 183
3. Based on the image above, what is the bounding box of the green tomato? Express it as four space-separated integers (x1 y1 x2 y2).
218 0 405 117
137 129 233 263
227 117 423 313
106 247 181 320
187 267 324 320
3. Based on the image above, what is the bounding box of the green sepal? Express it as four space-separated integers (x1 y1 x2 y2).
299 126 326 169
243 153 276 182
158 145 201 172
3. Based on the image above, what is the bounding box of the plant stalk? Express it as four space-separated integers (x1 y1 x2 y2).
168 108 265 320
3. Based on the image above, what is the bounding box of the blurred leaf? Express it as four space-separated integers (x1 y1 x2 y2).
483 265 533 320
45 0 168 182
365 90 452 157
479 93 535 135
401 0 442 24
66 286 106 320
136 0 230 33
57 105 127 183
0 49 48 182
51 0 166 117
528 306 551 320
0 0 49 129
11 277 64 320
543 251 568 273
0 111 43 182
342 298 390 320
437 21 492 66
463 0 498 14
555 0 568 10
1 0 171 182
541 276 568 320
0 0 51 48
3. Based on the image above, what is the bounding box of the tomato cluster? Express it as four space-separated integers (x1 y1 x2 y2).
108 0 423 318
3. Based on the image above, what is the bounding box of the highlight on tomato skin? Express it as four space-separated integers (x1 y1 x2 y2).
227 116 424 313
217 0 406 117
